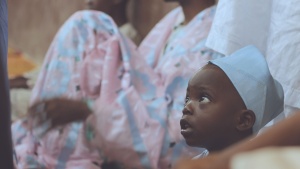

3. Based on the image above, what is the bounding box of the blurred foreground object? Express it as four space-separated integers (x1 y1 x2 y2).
0 0 14 168
231 147 300 169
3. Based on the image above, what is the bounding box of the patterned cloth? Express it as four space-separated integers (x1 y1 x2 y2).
8 22 138 122
12 7 220 169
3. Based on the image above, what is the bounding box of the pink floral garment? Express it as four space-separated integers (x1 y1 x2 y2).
12 7 221 169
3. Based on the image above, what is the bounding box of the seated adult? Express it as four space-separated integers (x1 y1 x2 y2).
9 0 140 122
12 0 220 168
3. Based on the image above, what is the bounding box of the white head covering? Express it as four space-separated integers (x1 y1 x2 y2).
206 0 300 113
209 45 284 133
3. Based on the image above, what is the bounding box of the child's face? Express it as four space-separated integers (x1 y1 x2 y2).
181 64 246 151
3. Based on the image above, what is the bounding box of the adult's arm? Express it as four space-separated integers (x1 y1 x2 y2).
175 111 300 169
0 0 14 168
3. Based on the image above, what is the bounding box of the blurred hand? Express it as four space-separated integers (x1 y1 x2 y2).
28 98 92 130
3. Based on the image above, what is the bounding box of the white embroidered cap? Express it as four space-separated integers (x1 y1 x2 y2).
209 45 284 133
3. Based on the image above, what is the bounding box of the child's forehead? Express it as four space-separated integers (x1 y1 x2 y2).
193 64 223 80
193 64 221 76
201 63 218 70
189 63 247 108
189 64 231 89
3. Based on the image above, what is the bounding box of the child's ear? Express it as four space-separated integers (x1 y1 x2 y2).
235 110 256 131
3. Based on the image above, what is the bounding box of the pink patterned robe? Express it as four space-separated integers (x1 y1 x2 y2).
12 6 220 169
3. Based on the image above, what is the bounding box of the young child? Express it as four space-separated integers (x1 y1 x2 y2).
181 45 284 157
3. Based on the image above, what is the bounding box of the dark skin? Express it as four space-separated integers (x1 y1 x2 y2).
85 0 128 27
181 64 255 152
28 98 92 130
175 111 300 169
164 0 216 24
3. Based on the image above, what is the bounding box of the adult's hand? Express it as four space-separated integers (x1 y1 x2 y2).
28 98 92 130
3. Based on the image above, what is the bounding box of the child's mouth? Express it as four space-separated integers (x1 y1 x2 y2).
180 119 193 136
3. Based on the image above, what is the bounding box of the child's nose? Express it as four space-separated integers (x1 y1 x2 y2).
182 101 193 115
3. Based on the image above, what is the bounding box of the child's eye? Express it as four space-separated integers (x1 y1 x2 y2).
184 96 190 105
199 96 211 103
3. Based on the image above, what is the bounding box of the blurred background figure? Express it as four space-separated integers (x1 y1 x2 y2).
85 0 141 44
8 0 176 121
